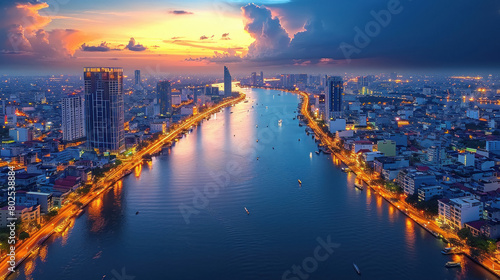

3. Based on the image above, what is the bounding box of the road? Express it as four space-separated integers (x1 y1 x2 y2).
0 93 245 279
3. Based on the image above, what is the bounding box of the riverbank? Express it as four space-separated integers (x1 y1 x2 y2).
244 85 500 278
0 92 246 279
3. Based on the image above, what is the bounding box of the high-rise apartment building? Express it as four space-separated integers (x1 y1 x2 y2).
62 95 85 141
157 81 172 116
84 67 125 153
325 76 343 120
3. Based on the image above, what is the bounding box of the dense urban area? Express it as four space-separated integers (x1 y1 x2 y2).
1 68 500 275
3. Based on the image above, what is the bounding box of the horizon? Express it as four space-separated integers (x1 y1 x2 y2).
0 0 498 75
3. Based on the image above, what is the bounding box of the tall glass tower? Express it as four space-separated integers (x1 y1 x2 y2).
157 80 172 116
325 76 343 120
134 70 141 86
84 67 125 153
224 66 232 97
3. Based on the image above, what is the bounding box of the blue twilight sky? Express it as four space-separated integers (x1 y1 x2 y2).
0 0 499 74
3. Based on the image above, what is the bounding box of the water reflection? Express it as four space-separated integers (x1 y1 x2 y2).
88 197 105 232
134 164 142 178
23 259 34 280
405 218 416 256
39 245 47 263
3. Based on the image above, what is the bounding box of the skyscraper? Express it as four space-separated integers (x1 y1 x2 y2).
84 67 125 153
157 81 172 116
134 70 141 86
259 71 264 85
224 66 232 97
325 76 343 120
251 72 257 86
62 95 85 141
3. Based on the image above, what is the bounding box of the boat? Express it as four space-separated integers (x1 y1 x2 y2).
76 209 84 217
441 247 457 255
298 179 302 185
245 207 250 215
315 151 320 155
353 263 361 275
341 167 351 173
445 262 461 268
354 178 363 190
278 119 283 126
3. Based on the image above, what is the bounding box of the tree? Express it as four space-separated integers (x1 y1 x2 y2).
19 232 29 240
73 201 83 208
47 209 59 217
457 228 472 240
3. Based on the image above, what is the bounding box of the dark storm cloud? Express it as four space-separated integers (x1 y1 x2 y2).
248 0 500 68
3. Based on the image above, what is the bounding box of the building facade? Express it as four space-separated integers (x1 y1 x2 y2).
62 95 85 141
439 197 483 229
157 80 172 116
325 76 343 120
84 67 125 153
224 66 232 97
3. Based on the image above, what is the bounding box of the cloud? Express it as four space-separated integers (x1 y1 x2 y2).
164 39 244 52
241 3 290 59
186 49 243 63
221 33 231 40
0 1 89 61
199 35 214 40
125 37 147 51
168 10 193 15
257 0 500 68
80 42 121 52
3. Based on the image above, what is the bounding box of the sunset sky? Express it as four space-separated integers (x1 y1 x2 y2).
0 0 499 75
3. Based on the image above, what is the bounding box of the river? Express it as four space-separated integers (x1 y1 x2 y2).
11 87 496 280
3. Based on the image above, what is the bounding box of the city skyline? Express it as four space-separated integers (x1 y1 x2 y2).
0 0 499 75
